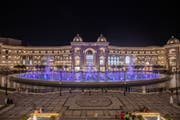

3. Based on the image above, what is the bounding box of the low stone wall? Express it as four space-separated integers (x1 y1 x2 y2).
0 104 15 115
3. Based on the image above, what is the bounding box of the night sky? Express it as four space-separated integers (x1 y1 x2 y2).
0 0 179 46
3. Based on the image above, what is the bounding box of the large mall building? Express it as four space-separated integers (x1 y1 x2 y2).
0 34 180 72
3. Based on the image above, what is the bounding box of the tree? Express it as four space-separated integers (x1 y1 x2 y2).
14 65 22 72
111 65 116 72
64 65 68 71
40 65 46 71
117 65 123 71
36 64 46 71
49 116 56 120
21 65 27 72
56 65 63 81
14 65 27 72
21 114 28 120
56 65 63 71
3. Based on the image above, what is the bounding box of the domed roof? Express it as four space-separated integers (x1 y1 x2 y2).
73 34 83 42
167 36 180 45
97 34 107 42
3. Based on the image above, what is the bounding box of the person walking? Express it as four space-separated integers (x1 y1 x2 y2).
120 111 125 120
170 95 173 104
129 113 133 120
124 112 129 120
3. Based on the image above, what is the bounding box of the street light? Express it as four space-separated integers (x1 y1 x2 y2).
5 71 8 96
2 65 9 96
123 66 126 96
175 64 179 104
59 81 62 96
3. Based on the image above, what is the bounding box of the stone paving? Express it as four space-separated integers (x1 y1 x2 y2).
0 91 180 120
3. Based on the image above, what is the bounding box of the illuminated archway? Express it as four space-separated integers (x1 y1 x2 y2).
86 50 94 66
125 56 130 64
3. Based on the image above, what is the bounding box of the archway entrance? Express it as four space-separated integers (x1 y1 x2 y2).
86 50 94 66
84 48 96 72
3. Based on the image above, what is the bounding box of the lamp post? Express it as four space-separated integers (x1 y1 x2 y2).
5 72 8 96
2 65 9 96
123 66 126 96
175 65 179 104
59 81 62 96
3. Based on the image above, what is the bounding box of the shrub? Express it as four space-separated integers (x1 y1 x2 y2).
50 115 56 120
164 114 172 120
21 114 28 120
177 102 180 106
138 115 144 120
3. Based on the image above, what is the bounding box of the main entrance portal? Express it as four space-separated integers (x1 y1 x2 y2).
85 49 96 71
86 50 93 66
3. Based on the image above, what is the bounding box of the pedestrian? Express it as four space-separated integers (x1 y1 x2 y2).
32 103 36 110
132 114 136 120
120 111 125 120
115 112 119 119
170 95 173 104
4 97 8 104
41 106 44 113
124 89 126 96
89 90 91 96
40 107 42 113
129 113 133 120
124 112 129 120
9 99 13 104
7 98 10 104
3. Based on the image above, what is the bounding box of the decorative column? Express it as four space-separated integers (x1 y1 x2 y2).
1 76 5 87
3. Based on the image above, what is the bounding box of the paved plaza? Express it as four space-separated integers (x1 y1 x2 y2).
0 91 180 120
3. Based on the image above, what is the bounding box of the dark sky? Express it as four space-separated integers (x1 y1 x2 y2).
0 0 179 46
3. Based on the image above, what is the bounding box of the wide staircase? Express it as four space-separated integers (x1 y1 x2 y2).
0 91 180 120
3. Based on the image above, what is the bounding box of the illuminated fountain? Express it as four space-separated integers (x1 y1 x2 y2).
10 55 169 88
84 62 96 81
17 62 161 82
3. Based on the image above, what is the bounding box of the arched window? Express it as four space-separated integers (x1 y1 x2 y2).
100 56 105 65
99 48 105 53
125 56 130 64
169 56 176 66
86 50 93 55
75 47 80 53
75 56 80 66
169 49 176 54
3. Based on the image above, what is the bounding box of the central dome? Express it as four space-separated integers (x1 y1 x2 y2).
97 34 107 42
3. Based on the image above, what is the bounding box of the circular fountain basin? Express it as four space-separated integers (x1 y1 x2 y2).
9 71 170 88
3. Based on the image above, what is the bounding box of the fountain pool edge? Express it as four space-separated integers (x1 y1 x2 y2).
9 74 171 88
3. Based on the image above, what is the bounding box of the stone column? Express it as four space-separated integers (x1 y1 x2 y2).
1 76 5 87
81 49 84 70
13 82 16 89
105 48 109 71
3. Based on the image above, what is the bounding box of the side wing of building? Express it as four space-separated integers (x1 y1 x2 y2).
0 44 72 71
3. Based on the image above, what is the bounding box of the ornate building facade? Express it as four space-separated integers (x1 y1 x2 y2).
0 34 179 72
